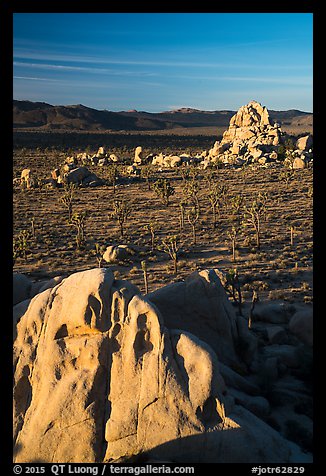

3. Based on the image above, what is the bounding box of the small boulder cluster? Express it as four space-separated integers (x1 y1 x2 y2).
51 162 104 188
75 146 120 167
151 152 199 168
283 135 313 170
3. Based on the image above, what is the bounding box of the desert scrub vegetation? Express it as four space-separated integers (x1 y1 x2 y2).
243 192 268 250
159 234 180 275
152 178 175 206
111 198 133 238
59 182 76 222
13 146 312 304
70 211 87 249
143 221 159 252
13 229 32 263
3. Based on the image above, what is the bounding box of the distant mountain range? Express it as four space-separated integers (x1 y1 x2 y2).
13 100 313 133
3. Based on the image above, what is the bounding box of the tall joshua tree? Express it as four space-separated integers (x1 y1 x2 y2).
243 192 268 250
152 178 175 207
159 234 180 275
111 198 133 238
59 182 76 222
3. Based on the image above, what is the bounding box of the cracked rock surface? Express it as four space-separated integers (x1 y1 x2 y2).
13 268 310 463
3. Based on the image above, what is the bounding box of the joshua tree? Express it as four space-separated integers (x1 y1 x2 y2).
152 178 175 206
179 199 187 233
13 229 31 262
225 268 243 316
290 225 295 247
111 198 132 237
70 211 87 249
219 184 229 211
243 192 268 250
159 234 180 275
248 290 259 328
227 225 240 262
59 182 76 222
143 221 159 251
206 183 221 229
142 164 155 191
141 260 149 294
204 168 218 185
106 164 119 195
182 175 200 209
229 194 244 226
180 165 199 184
186 200 200 245
306 185 313 199
180 167 191 183
93 242 106 268
30 216 36 239
279 168 293 188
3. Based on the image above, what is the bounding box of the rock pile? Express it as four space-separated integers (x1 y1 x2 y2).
206 100 285 166
64 166 104 187
13 268 312 463
76 147 121 166
206 100 312 168
284 134 313 170
50 160 105 187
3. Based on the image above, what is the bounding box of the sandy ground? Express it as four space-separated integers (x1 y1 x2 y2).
13 147 313 312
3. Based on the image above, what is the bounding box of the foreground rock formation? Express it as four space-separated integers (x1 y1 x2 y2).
13 268 312 463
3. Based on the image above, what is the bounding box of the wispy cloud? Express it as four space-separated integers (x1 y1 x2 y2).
176 75 311 85
13 60 158 77
14 49 311 73
14 51 238 68
14 76 63 82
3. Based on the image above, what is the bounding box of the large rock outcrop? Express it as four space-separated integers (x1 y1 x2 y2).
65 166 104 187
13 268 309 463
208 100 286 166
147 269 256 371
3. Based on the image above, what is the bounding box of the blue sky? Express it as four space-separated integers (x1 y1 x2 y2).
13 13 313 112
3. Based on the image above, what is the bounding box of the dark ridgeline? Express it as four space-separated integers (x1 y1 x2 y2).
13 100 312 152
13 100 312 132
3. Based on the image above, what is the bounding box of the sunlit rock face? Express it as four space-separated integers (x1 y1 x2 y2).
13 268 309 463
208 100 286 165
